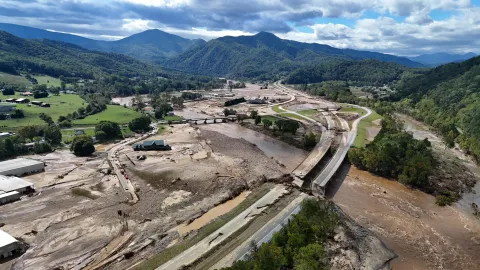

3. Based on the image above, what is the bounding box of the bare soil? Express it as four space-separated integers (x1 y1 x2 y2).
0 122 304 270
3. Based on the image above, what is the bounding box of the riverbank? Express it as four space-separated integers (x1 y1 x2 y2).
334 165 480 270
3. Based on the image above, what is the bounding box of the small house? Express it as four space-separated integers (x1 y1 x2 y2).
133 140 171 151
15 98 30 104
40 103 51 107
74 130 85 136
31 101 43 106
21 92 33 96
5 98 15 103
0 132 14 138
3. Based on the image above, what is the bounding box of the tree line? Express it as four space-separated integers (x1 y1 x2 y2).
392 56 480 161
348 115 435 190
227 199 337 270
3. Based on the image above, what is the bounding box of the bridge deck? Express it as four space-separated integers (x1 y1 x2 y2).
321 111 335 130
313 131 349 193
291 130 335 179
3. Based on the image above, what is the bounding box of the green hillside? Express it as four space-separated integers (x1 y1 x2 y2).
0 31 163 79
165 32 423 79
0 23 205 64
285 59 410 85
394 56 480 160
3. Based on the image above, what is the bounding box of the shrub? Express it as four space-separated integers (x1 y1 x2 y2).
129 116 152 133
71 188 98 200
435 192 460 206
71 135 95 156
95 121 122 140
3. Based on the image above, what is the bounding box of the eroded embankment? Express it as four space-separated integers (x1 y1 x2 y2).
334 165 480 270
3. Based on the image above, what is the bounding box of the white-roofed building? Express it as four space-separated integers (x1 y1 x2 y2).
0 158 44 176
0 191 20 205
0 230 24 259
0 175 34 194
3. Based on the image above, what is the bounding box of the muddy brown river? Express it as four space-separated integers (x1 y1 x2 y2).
200 123 307 171
333 115 480 270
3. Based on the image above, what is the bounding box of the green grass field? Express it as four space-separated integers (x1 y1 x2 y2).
259 115 280 123
61 125 135 143
61 127 96 143
0 93 86 130
272 105 285 113
73 105 142 125
298 109 318 116
33 75 62 87
0 72 31 87
279 112 307 121
340 106 368 115
346 107 382 148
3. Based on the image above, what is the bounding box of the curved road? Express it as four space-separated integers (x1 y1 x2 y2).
211 83 373 269
156 82 373 269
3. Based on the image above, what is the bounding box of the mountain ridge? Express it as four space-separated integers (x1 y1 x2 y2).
0 23 204 63
0 30 166 78
407 52 477 66
165 31 423 79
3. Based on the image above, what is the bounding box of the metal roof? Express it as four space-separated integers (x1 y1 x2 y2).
0 158 44 175
0 175 34 192
0 191 19 199
0 230 17 248
143 140 165 146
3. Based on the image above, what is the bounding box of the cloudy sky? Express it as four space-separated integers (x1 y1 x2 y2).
1 0 479 56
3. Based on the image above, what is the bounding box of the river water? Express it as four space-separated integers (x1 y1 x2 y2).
200 123 307 171
333 115 480 269
176 191 250 236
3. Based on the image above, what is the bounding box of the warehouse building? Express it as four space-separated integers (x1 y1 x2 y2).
0 191 20 205
0 175 35 195
0 230 24 259
0 158 45 176
133 140 171 151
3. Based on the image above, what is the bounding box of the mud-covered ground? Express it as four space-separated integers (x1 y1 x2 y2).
0 122 305 270
0 152 127 270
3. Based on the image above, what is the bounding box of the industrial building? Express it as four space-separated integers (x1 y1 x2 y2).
0 175 35 195
133 140 171 151
0 230 24 259
0 191 20 205
0 158 45 176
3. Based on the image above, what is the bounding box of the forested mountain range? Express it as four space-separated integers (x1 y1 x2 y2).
164 32 424 79
407 52 477 67
285 59 411 85
0 24 424 81
393 55 480 160
0 23 204 63
0 31 167 78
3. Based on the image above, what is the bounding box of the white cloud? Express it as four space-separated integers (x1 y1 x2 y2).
281 7 480 55
0 0 479 55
